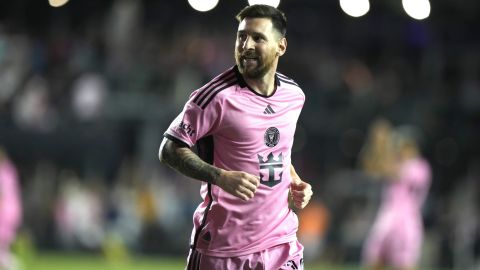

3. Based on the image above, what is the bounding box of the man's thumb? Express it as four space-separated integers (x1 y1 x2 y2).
291 181 305 190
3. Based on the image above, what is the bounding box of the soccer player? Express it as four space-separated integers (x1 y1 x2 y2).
159 4 313 270
361 125 431 270
0 147 22 270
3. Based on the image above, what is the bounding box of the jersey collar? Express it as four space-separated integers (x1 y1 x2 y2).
234 65 280 98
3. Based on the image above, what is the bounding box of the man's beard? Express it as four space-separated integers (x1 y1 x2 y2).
235 52 274 79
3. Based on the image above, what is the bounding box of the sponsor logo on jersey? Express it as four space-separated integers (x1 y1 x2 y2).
178 121 196 136
258 152 283 187
264 127 280 147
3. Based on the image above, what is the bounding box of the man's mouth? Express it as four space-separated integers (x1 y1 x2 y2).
241 55 259 65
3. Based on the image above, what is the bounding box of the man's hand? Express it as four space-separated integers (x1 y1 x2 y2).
289 181 313 210
215 170 260 201
289 165 313 210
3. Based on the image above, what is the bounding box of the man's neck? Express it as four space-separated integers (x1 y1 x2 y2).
244 69 277 96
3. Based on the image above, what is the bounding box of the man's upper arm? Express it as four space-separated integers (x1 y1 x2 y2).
159 136 188 163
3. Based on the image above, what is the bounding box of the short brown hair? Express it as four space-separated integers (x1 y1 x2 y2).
236 5 287 37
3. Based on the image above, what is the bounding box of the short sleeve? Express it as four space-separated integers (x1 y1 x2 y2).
164 90 221 147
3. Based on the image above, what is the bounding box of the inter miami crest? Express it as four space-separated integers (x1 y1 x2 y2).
257 152 283 187
264 127 280 147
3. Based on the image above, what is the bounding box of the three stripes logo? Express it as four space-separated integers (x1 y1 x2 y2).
263 104 275 114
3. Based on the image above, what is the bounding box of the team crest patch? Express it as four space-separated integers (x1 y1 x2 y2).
264 127 280 147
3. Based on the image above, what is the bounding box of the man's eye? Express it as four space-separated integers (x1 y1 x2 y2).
253 36 264 42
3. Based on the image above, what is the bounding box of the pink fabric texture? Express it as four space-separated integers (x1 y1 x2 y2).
187 241 304 270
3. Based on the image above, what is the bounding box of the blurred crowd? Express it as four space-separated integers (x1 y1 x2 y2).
0 0 479 269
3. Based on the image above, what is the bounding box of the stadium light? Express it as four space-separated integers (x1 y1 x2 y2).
248 0 281 8
48 0 69 8
402 0 430 20
339 0 370 18
188 0 219 12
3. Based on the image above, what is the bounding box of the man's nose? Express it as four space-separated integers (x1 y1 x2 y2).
242 36 255 50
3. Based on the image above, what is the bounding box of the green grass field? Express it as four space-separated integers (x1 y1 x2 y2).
11 233 359 270
29 252 358 270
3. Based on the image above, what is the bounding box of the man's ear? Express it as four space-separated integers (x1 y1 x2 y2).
277 37 287 57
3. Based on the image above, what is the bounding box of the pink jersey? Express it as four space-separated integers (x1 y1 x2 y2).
165 66 305 257
364 157 431 268
0 159 22 246
381 158 431 216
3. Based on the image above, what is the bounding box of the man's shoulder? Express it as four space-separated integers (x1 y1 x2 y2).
190 66 239 110
275 71 305 98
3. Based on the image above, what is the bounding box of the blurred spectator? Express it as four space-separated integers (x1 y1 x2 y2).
70 72 108 122
0 32 30 113
450 160 480 270
12 74 58 132
54 171 105 250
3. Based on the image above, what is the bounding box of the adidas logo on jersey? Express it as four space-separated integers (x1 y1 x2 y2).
263 104 275 114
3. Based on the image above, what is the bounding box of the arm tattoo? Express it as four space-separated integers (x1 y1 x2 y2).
161 140 221 185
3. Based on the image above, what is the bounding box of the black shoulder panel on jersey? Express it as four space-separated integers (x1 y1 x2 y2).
276 72 299 87
193 68 235 105
199 79 237 109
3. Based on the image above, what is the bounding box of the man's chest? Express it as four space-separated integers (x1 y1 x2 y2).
217 95 301 145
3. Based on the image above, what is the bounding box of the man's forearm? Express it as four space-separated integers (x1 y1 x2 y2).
290 165 301 184
160 139 221 184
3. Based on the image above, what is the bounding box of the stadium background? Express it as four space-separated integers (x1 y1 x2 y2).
0 0 479 269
